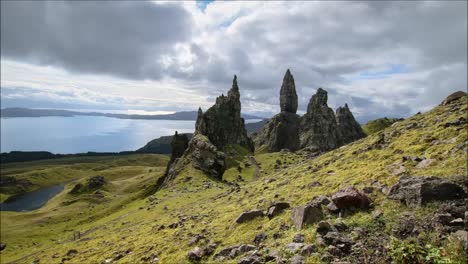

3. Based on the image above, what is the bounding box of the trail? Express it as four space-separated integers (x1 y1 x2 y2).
247 156 261 180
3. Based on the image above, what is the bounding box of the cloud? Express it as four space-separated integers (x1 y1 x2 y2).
1 1 466 122
1 1 192 79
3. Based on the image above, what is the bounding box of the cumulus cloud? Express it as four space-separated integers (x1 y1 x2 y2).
1 1 466 122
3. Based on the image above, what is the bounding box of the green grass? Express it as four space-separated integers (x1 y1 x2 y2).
0 99 466 263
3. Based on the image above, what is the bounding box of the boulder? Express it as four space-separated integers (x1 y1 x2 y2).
335 104 366 145
292 234 305 243
300 244 317 256
440 91 466 105
331 186 371 211
234 210 264 224
238 255 262 264
322 232 353 252
190 134 226 180
280 69 298 113
291 203 324 229
290 255 305 264
253 233 267 245
316 221 335 235
187 247 203 262
0 243 5 252
266 202 290 219
285 243 305 254
415 159 436 169
387 176 466 207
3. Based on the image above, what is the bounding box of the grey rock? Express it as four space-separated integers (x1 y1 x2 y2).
234 210 264 224
300 244 317 256
0 243 5 252
238 255 262 264
316 221 334 235
387 176 466 207
285 243 304 253
266 202 290 219
187 247 203 262
190 134 226 180
331 186 371 211
292 234 305 243
322 232 353 252
255 112 300 152
440 91 466 105
312 195 331 206
300 88 340 151
253 233 267 245
415 159 436 169
291 203 324 229
335 104 366 145
290 255 305 264
280 69 298 113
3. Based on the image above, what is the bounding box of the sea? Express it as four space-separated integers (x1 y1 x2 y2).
0 116 260 154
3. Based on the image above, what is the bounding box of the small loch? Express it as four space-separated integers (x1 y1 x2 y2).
0 184 65 212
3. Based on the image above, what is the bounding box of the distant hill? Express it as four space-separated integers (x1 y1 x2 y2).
362 117 404 135
0 107 264 121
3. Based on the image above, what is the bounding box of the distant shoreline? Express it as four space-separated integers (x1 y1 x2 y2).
0 107 265 121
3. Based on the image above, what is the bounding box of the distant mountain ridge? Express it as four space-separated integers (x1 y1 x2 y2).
0 107 264 121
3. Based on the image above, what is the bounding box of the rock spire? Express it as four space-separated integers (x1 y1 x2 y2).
279 69 298 113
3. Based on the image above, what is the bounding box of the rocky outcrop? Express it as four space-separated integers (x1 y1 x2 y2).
280 69 298 113
299 88 341 150
255 112 300 152
164 131 189 176
440 91 466 105
196 76 254 152
336 104 366 145
387 176 466 207
255 70 300 152
189 134 226 180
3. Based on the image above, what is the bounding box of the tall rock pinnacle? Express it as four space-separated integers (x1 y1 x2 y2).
280 69 298 113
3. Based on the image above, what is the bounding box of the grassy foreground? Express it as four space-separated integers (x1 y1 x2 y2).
0 98 467 263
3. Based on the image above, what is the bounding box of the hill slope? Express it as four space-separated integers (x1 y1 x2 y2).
0 96 466 263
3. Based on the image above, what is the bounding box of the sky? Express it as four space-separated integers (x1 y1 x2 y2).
1 1 467 122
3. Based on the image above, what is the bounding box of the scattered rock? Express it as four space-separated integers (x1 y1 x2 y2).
300 244 317 256
234 210 264 224
187 247 203 262
322 232 353 252
66 249 78 257
290 254 305 264
291 203 324 229
415 159 436 169
331 186 371 212
266 202 290 219
292 234 305 243
285 243 304 253
372 210 383 220
393 212 418 239
387 176 466 207
253 233 267 245
312 195 331 206
316 221 335 235
0 243 6 252
238 255 262 264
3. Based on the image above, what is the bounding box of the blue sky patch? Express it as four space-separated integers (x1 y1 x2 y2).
350 63 408 81
196 0 215 12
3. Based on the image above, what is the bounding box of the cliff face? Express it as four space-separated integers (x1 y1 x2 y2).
167 75 253 180
196 76 254 152
299 88 341 151
164 131 189 176
256 70 301 152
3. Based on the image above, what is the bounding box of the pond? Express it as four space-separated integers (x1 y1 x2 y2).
0 184 65 212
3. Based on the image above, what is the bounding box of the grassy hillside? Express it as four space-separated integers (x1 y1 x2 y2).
362 117 404 135
0 97 466 263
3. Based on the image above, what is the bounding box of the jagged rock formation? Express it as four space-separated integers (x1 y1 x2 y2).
164 131 189 176
336 104 366 145
280 69 298 113
255 70 301 152
440 91 466 105
166 76 253 181
299 88 341 150
195 76 254 152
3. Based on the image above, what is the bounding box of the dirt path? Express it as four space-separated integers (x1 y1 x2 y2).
247 156 261 180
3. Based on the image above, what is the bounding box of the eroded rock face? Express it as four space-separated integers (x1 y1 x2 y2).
300 88 341 151
190 134 226 180
164 131 189 176
336 104 366 145
196 76 254 152
255 112 300 152
280 69 298 113
387 176 466 207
